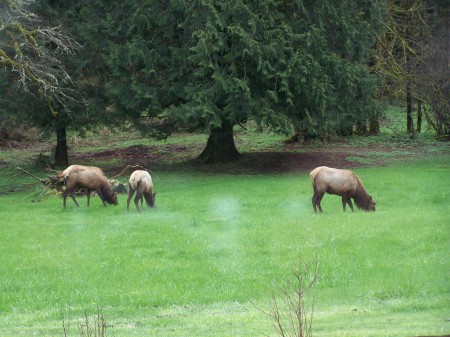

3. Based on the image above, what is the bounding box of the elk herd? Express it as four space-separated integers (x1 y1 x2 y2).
60 164 376 213
61 165 156 212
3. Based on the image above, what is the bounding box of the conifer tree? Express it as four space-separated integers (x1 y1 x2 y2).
79 0 384 162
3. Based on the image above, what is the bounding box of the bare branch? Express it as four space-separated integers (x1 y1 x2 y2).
110 164 150 179
1 0 83 117
14 166 46 183
252 257 319 337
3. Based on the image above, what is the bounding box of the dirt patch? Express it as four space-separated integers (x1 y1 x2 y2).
72 145 358 174
72 144 192 169
183 151 360 175
4 133 448 177
73 145 160 163
71 145 366 175
67 139 446 175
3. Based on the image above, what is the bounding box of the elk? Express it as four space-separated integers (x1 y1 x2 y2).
127 170 156 212
62 165 118 208
310 166 376 213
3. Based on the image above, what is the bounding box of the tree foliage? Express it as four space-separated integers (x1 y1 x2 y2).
3 0 447 166
78 0 384 162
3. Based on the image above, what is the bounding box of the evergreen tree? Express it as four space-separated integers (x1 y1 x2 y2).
78 0 384 162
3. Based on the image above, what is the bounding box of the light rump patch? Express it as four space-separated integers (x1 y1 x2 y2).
127 170 156 212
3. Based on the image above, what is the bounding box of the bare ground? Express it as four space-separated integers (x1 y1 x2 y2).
67 138 448 176
1 133 448 178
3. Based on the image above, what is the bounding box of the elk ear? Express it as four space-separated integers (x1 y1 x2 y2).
153 192 156 198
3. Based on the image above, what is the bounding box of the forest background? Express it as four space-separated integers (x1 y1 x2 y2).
0 0 448 164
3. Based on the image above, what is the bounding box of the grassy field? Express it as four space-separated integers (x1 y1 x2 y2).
0 111 449 336
0 160 449 336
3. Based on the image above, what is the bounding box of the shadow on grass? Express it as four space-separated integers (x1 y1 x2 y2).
153 151 358 175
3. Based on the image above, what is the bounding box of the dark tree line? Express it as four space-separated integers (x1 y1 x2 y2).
1 0 448 165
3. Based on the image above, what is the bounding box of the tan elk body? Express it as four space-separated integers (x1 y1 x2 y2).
127 170 156 212
310 166 376 213
62 165 118 208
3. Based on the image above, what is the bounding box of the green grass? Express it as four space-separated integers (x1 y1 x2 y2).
0 160 449 336
0 111 448 335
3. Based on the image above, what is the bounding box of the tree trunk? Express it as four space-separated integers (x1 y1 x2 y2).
354 120 367 135
368 117 380 135
336 124 353 137
406 82 415 138
54 126 69 167
198 121 241 164
286 118 302 143
417 100 422 133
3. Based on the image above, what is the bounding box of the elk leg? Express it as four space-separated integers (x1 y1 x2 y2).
69 189 79 208
86 189 91 207
134 191 143 212
312 193 317 213
347 198 354 211
312 191 324 213
96 189 106 206
342 197 347 211
316 193 324 213
127 187 135 211
63 189 69 208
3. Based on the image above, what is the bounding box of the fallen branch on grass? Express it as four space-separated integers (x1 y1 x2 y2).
12 166 138 196
13 166 64 191
14 167 47 183
111 164 149 179
111 164 160 182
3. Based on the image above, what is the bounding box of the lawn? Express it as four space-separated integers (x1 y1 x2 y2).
0 155 449 336
0 108 449 336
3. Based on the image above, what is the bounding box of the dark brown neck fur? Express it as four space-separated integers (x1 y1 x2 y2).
100 185 116 205
353 182 373 210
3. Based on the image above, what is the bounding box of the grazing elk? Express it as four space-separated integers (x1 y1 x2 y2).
310 166 376 213
127 170 156 212
62 165 118 208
